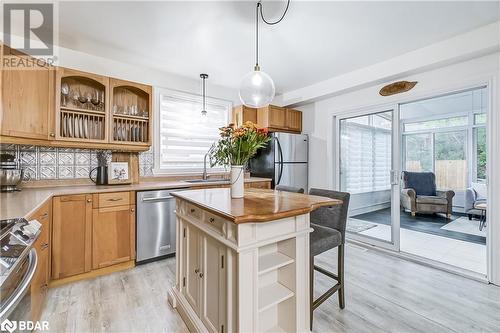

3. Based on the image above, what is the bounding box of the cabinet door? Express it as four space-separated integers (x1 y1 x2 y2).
184 223 201 312
92 205 135 269
267 106 287 130
200 235 226 333
31 237 49 322
286 108 302 133
52 194 92 279
1 53 54 140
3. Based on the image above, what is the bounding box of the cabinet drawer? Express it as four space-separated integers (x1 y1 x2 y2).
186 203 202 220
204 212 225 235
98 192 130 208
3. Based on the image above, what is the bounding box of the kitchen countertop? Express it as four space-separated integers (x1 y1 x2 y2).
171 188 342 224
0 177 271 220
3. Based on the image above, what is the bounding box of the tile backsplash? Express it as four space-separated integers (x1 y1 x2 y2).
0 144 154 180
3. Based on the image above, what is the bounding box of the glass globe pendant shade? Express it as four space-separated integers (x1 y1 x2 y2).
239 68 275 108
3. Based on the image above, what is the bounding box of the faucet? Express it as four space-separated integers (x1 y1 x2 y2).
202 145 216 180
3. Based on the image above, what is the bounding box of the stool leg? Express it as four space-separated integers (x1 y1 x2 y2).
338 244 345 309
310 256 314 331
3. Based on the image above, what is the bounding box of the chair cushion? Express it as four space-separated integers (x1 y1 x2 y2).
416 195 448 205
472 182 487 201
310 223 342 257
402 171 437 196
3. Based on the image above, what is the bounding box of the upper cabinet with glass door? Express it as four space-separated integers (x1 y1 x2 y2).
55 68 109 143
109 78 152 146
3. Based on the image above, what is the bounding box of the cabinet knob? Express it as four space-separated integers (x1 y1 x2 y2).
199 273 204 278
87 199 92 203
41 243 49 250
194 268 199 274
190 208 195 213
209 218 215 223
130 208 135 212
49 133 55 137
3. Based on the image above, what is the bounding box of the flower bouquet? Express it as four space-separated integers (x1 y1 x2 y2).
211 121 270 198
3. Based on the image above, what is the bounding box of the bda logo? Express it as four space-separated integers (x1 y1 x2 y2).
0 319 17 333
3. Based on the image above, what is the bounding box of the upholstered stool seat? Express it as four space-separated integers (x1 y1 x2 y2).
310 223 342 257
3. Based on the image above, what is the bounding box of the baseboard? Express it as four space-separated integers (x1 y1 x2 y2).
168 287 208 333
49 260 135 288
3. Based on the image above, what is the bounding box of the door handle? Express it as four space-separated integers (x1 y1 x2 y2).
141 196 174 202
390 170 399 185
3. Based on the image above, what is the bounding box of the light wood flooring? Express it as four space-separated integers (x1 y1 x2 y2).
41 244 500 332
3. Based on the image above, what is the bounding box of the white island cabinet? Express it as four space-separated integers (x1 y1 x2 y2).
168 188 341 333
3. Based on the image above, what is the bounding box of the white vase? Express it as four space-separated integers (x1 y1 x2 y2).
230 165 245 198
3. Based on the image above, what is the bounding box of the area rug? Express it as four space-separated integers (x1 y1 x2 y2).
441 217 486 237
347 218 377 233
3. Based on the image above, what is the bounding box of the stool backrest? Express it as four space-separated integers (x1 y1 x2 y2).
275 185 305 194
309 188 350 241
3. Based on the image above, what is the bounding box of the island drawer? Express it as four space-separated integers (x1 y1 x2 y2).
203 212 226 235
97 192 130 208
185 203 202 220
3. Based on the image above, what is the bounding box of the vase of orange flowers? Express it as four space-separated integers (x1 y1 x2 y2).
211 121 270 198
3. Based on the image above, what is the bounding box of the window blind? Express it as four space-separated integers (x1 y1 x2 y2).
155 90 231 174
341 122 391 194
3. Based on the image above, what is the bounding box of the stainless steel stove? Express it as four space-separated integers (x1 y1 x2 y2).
0 218 40 322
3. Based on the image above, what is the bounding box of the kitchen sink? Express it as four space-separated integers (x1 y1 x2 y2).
183 179 228 183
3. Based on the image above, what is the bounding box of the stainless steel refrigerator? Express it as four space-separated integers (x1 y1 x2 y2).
249 132 308 190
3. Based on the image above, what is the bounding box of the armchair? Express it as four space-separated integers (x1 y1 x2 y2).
465 182 487 220
400 171 455 219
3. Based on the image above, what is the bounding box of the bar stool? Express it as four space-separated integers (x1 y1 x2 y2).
308 188 350 330
275 185 305 193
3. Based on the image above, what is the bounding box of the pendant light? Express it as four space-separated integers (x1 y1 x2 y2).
200 73 208 121
239 0 290 108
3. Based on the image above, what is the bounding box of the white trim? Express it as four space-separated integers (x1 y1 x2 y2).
331 77 495 283
336 106 400 251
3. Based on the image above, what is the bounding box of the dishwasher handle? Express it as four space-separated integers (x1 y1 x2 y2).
141 195 174 202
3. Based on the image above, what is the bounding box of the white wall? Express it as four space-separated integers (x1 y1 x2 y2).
54 46 240 104
296 52 500 284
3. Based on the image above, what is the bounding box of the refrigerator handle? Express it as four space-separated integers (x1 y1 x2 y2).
275 137 284 185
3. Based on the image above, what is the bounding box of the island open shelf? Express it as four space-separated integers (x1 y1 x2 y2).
167 188 341 333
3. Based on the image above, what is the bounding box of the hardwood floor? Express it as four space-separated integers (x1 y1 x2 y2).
41 244 500 332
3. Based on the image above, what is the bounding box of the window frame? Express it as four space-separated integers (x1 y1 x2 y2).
400 87 487 190
153 87 232 176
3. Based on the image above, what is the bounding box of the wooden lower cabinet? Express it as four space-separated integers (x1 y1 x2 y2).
31 238 49 321
92 205 135 269
181 223 227 333
245 181 271 189
52 194 92 279
28 200 51 321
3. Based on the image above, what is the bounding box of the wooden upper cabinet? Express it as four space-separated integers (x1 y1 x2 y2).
232 104 302 133
92 204 135 269
109 78 152 146
55 67 109 143
1 51 55 140
52 194 92 279
232 105 257 127
285 108 302 133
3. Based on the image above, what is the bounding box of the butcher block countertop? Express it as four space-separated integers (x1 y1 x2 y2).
171 188 342 224
0 177 271 220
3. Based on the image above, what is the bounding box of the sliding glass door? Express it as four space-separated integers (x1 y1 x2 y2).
338 109 400 250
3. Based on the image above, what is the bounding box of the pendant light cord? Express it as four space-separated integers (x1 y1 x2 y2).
255 0 291 69
202 76 206 111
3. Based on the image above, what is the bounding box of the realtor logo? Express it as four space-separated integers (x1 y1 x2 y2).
3 3 54 56
0 319 17 333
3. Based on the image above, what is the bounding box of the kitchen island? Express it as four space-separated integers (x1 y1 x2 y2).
168 188 341 333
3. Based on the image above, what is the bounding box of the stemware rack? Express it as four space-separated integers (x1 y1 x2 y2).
55 68 152 146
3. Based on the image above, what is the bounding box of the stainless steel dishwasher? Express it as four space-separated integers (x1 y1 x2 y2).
136 189 184 263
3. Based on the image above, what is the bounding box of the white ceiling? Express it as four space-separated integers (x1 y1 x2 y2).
58 1 500 94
